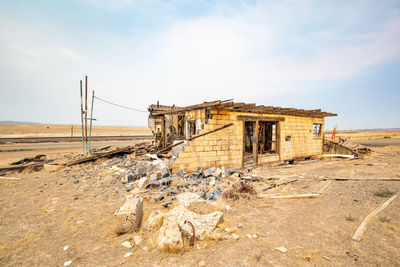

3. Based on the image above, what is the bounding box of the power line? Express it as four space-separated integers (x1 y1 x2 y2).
94 96 148 113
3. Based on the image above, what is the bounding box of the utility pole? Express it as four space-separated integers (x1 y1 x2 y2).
80 80 85 153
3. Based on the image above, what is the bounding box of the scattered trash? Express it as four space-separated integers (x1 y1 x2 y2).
64 260 72 266
63 245 69 251
124 252 133 258
275 246 288 253
121 241 133 248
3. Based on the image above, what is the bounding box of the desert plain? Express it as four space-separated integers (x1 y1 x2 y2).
0 124 399 266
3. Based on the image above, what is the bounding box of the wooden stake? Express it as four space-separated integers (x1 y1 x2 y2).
85 75 88 153
352 194 398 241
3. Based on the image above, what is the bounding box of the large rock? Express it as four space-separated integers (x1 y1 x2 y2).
146 210 165 229
114 195 143 235
157 206 223 251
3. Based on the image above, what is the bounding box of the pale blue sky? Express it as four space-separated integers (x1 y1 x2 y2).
0 0 399 130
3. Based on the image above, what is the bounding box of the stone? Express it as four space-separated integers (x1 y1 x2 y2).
114 196 144 234
196 167 203 173
224 228 232 233
246 234 252 239
73 179 79 184
125 184 134 192
224 235 232 240
150 172 158 181
121 241 133 248
213 168 222 177
225 205 232 211
64 261 72 266
133 235 142 246
159 177 172 186
203 167 216 177
155 194 165 201
176 192 202 207
275 246 288 253
137 177 149 189
138 166 147 176
122 174 135 184
192 172 201 178
161 167 171 178
162 201 172 208
175 170 186 178
146 210 165 229
150 180 160 188
157 206 223 251
237 223 243 228
63 245 68 251
252 234 258 239
198 260 206 266
232 233 240 240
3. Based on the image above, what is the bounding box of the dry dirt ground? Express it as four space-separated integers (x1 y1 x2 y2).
0 123 151 138
1 140 400 266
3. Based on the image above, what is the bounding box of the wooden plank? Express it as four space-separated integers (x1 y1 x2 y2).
0 176 22 180
260 178 297 192
322 177 400 181
316 180 333 194
151 100 223 115
253 120 259 166
258 193 320 199
237 115 285 121
66 147 132 166
352 194 398 241
190 123 233 141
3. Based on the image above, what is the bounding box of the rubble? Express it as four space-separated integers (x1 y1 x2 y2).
114 196 144 235
157 206 223 251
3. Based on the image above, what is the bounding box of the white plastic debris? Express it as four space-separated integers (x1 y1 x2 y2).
63 245 69 251
64 260 72 266
124 252 133 258
121 241 133 248
275 246 288 253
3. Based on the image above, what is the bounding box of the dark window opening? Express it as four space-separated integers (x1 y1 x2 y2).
244 121 254 154
177 115 185 139
188 120 196 139
258 121 277 154
313 124 322 137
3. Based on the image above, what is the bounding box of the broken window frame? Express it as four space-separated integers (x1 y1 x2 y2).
313 123 322 137
258 121 277 155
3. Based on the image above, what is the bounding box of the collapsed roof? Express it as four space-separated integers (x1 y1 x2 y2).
148 100 337 118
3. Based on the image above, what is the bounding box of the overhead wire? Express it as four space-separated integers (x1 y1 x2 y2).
93 96 148 113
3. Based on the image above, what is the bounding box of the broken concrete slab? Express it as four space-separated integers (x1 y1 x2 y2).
157 205 223 251
114 195 144 234
161 167 171 178
176 192 202 207
203 167 216 177
137 177 149 189
146 210 165 229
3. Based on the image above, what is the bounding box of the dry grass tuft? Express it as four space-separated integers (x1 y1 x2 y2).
223 182 256 200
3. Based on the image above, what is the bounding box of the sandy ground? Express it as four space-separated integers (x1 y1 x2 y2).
325 129 400 141
0 123 151 138
0 141 399 266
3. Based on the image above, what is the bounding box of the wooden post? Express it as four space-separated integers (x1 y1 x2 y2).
80 80 85 153
85 75 88 153
253 120 259 166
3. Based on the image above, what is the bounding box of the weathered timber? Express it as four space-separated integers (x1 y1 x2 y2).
352 194 398 241
258 193 320 199
10 154 46 166
237 115 285 122
322 177 400 181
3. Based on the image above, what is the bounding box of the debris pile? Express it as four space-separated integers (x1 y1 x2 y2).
324 139 372 157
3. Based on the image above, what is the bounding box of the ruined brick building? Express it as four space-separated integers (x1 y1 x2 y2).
148 100 336 172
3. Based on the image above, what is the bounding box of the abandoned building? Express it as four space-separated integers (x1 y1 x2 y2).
148 100 337 172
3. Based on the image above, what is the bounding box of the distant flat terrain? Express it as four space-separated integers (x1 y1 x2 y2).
0 123 152 138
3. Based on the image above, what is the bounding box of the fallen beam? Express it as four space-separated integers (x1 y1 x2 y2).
261 179 297 192
352 194 398 241
66 147 132 166
322 177 400 181
316 180 333 194
258 193 320 199
0 176 22 180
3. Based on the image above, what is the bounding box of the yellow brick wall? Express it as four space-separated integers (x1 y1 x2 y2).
171 109 325 173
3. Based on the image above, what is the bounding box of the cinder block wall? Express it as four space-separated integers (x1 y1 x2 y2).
171 109 325 173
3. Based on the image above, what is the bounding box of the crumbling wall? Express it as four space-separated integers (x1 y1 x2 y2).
171 110 325 173
172 110 243 172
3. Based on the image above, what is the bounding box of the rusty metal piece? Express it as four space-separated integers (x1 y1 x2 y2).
178 220 196 247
